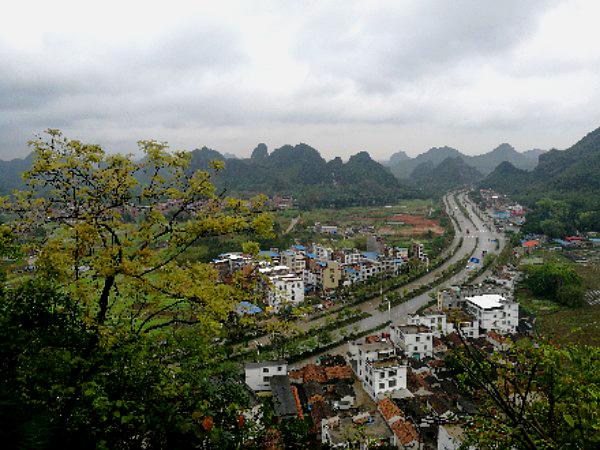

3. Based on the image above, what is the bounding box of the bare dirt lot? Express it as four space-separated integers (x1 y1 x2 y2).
388 214 444 236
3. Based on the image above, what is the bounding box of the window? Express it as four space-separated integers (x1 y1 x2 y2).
414 346 418 351
389 379 397 388
388 370 396 377
379 383 385 389
415 336 420 342
277 366 283 372
263 376 270 382
263 368 269 373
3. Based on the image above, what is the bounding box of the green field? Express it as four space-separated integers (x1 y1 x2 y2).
517 247 600 346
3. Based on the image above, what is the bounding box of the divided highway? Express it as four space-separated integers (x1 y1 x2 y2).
291 191 506 366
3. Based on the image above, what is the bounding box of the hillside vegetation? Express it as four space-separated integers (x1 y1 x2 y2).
481 126 600 234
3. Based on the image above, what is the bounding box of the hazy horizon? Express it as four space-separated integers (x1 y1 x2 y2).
2 0 600 160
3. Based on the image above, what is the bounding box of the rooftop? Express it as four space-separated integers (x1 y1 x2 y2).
465 294 507 309
392 324 432 334
370 356 406 368
270 375 298 418
245 360 287 370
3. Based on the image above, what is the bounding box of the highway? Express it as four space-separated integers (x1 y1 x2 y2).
290 190 506 366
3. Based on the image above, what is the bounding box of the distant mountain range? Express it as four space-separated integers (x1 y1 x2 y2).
0 153 33 194
410 157 483 195
482 128 600 195
385 143 544 179
188 143 414 207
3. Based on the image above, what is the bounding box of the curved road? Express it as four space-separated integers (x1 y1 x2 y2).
291 190 506 366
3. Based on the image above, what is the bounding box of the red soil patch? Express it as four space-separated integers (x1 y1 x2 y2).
389 214 444 236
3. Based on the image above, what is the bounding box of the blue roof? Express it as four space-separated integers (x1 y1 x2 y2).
283 250 295 256
590 238 600 243
236 301 263 315
345 268 358 274
306 252 316 259
317 261 327 267
553 239 570 246
391 259 404 263
363 252 379 260
292 244 306 251
259 250 279 258
469 257 480 264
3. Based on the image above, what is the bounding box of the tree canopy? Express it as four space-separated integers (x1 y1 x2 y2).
0 130 274 448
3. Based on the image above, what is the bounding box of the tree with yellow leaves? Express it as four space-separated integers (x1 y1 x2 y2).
4 129 272 337
0 130 274 448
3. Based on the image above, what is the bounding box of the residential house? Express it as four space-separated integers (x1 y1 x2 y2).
390 324 434 359
259 265 305 312
347 338 408 400
245 360 288 391
464 294 518 334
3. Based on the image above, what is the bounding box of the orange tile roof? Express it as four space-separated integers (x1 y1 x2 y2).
390 417 420 446
325 365 353 380
306 365 328 383
377 397 403 422
487 331 507 343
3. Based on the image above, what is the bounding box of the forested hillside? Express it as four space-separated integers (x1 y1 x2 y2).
481 126 600 235
410 156 483 195
189 144 414 208
0 142 414 207
388 143 542 179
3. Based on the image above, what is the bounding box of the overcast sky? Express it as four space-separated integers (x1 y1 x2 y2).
2 0 600 160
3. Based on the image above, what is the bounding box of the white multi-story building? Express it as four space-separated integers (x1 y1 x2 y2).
408 314 447 338
244 360 288 391
408 312 480 339
259 265 305 311
464 294 518 334
390 324 433 359
347 339 408 399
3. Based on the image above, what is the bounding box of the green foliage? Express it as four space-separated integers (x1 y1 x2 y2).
450 340 600 449
187 144 416 208
0 279 254 449
524 262 585 307
2 129 272 334
410 156 483 196
481 126 600 234
0 131 275 448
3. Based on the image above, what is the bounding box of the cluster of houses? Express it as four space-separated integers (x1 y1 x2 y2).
213 240 428 313
477 189 527 230
243 286 522 448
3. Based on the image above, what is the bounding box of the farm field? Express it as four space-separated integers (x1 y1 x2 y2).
272 199 448 253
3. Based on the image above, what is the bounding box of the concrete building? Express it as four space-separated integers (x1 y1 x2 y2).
408 314 447 338
322 260 342 291
281 250 306 274
411 242 426 261
464 294 518 334
244 360 288 391
260 265 305 311
347 339 408 399
390 324 434 359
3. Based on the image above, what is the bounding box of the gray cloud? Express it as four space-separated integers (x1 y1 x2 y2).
0 0 598 160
